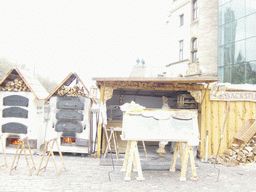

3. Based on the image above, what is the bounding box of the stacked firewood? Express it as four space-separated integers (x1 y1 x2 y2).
208 135 256 166
56 85 87 97
0 79 29 92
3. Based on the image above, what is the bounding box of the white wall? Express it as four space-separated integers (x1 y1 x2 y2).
0 91 45 153
166 0 191 77
165 61 188 77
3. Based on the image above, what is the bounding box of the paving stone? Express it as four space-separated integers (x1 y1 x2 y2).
1 150 256 191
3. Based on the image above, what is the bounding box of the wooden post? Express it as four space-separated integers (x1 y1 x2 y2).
96 85 104 158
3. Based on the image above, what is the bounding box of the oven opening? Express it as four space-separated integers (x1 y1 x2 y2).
61 137 76 146
6 136 21 148
61 132 76 146
6 136 37 149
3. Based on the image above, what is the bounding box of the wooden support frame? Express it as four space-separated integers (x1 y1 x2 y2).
9 137 36 176
141 141 147 160
121 140 145 181
169 142 184 173
169 142 198 181
0 135 7 168
104 129 119 159
36 138 66 176
121 141 198 181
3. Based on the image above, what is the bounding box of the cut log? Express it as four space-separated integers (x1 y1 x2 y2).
1 78 29 92
55 85 87 97
211 132 256 166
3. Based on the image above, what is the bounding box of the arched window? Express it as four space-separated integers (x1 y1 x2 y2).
179 40 183 60
191 38 197 62
193 0 198 20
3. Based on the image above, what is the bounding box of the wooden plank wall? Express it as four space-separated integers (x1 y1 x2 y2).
199 89 256 158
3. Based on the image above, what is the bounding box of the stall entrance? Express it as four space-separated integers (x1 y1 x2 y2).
103 88 199 157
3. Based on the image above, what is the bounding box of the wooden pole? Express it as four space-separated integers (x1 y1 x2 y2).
205 130 209 161
96 85 104 158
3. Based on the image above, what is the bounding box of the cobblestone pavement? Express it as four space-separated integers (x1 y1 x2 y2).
0 153 256 192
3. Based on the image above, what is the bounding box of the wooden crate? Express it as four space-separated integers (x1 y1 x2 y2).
234 119 256 143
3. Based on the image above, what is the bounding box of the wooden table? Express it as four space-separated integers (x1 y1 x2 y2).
120 109 200 181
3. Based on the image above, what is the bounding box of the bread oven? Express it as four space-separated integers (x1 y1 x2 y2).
0 68 48 154
45 73 92 154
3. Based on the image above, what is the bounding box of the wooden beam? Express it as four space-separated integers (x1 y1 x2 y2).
98 81 204 91
93 76 220 84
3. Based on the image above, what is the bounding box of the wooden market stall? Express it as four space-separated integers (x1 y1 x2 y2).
92 76 220 158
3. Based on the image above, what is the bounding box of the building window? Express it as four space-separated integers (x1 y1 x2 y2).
191 38 197 62
179 40 183 60
180 14 184 26
193 0 198 20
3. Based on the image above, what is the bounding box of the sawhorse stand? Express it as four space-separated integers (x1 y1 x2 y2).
0 135 7 168
104 127 147 160
36 138 66 176
9 137 36 175
121 141 198 181
169 142 198 181
104 128 120 159
121 140 144 181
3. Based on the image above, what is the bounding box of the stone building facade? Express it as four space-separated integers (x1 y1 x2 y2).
165 0 218 77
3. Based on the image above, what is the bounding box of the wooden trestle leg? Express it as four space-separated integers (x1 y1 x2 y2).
0 135 7 168
169 142 198 181
9 137 36 176
121 140 144 181
121 140 131 172
36 138 66 176
104 129 119 159
179 142 198 181
169 142 183 172
142 141 147 160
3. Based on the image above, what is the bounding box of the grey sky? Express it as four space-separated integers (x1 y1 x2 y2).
0 1 171 86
